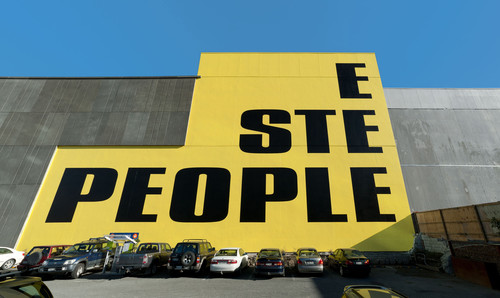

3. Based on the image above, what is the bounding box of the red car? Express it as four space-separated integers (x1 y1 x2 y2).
17 245 71 272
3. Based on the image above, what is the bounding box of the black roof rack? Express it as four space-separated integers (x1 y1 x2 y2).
182 239 209 243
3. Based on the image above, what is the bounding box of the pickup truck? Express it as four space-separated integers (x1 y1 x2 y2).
115 242 172 275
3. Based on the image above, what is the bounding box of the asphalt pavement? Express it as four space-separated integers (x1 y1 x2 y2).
34 266 500 298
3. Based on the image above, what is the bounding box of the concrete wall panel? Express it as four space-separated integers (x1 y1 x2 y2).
0 77 196 247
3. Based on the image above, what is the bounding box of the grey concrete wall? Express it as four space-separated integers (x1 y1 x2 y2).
385 88 500 213
0 77 196 247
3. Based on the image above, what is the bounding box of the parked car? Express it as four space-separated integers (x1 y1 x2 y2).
0 276 53 297
342 285 407 298
210 247 248 275
295 247 323 274
328 248 370 277
38 238 113 279
168 239 215 274
0 247 25 270
254 248 285 277
17 245 71 273
115 242 172 275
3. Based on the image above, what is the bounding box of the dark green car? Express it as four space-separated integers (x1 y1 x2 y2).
0 276 53 298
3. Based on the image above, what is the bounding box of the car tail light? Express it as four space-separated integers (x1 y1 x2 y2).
256 262 264 266
211 260 218 264
297 259 302 265
364 259 370 265
196 257 200 264
274 261 283 266
227 259 237 264
143 255 148 264
346 260 353 265
318 259 323 265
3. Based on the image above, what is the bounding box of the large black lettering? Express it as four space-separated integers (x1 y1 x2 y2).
46 168 117 222
170 168 230 222
115 168 165 222
305 168 348 222
295 110 336 153
350 167 396 222
336 63 372 99
239 109 291 153
343 110 382 153
240 168 297 222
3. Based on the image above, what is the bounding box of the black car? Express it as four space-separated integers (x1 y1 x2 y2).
254 248 285 277
328 248 370 277
168 239 215 274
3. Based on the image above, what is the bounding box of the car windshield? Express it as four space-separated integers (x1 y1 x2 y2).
215 249 237 257
344 250 364 257
259 250 280 258
28 247 50 256
64 244 95 254
136 244 159 253
298 249 319 258
174 244 198 254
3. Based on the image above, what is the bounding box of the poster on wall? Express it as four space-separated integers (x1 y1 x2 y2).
17 53 414 252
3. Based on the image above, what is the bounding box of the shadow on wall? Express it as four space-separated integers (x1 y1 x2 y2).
352 215 415 251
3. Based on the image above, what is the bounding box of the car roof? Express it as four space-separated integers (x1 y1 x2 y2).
218 247 241 250
260 248 280 251
297 248 317 251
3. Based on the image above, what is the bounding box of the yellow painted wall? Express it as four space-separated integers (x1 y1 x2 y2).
16 53 413 252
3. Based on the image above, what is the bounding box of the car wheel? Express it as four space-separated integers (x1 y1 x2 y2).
339 266 345 277
26 252 43 266
71 263 85 279
181 251 196 266
1 259 15 270
147 262 158 276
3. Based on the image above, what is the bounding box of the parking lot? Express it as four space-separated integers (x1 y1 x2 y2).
27 266 497 298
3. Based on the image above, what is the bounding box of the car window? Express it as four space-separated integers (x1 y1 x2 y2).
166 244 171 250
259 250 280 258
14 281 52 298
65 244 94 253
201 243 208 254
344 250 364 258
298 249 318 257
0 248 12 254
215 249 237 257
174 244 198 254
28 247 48 256
239 249 245 256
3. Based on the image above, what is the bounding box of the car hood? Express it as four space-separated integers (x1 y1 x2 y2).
48 254 86 261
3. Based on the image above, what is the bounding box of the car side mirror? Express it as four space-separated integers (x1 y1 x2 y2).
210 248 215 252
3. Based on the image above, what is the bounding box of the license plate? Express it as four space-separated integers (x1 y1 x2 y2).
175 266 182 270
48 268 55 271
306 261 314 265
356 261 363 265
172 258 178 261
266 263 272 266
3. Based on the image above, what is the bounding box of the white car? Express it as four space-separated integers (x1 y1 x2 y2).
210 247 248 275
0 247 25 270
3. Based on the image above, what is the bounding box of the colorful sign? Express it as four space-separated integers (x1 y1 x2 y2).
16 53 413 252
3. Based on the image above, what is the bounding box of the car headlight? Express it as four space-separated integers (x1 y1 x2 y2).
42 260 49 266
63 259 76 265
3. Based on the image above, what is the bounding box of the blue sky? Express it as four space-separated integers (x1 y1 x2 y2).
1 0 499 87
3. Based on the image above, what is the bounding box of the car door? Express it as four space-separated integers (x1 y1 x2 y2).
89 244 105 268
332 249 341 268
0 248 12 264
